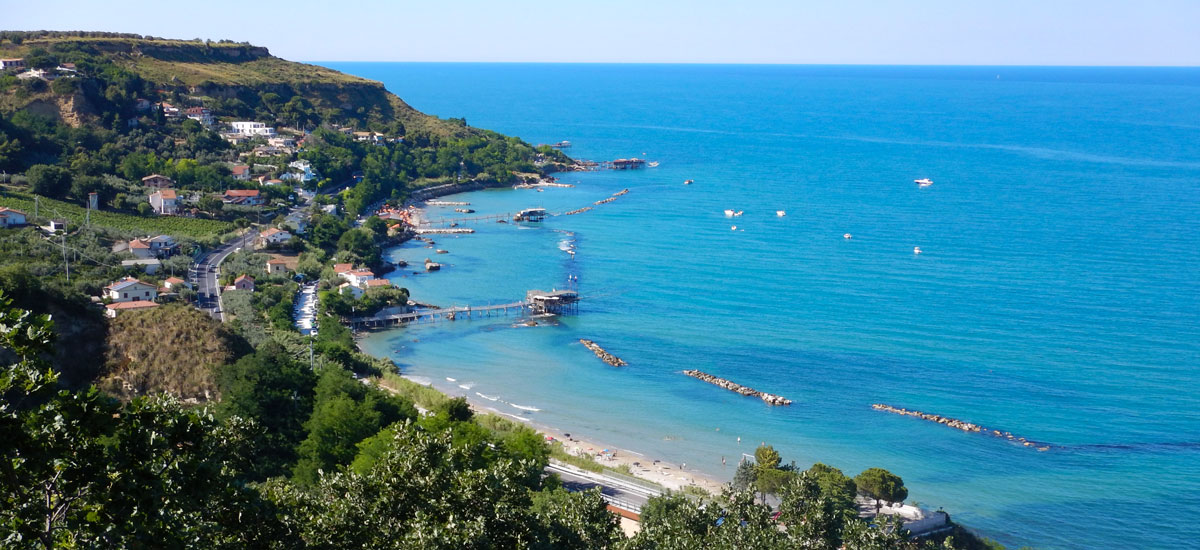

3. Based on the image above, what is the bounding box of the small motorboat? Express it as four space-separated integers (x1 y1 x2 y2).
724 209 735 217
915 178 933 187
734 210 744 217
684 179 694 185
913 246 922 255
843 233 852 239
731 226 738 231
776 210 786 217
648 161 660 167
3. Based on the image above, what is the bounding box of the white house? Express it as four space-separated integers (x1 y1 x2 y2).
337 282 364 299
343 269 376 288
163 276 190 291
230 121 276 136
125 238 154 259
267 136 296 148
231 165 251 181
0 207 28 228
266 257 291 275
148 189 178 215
0 58 26 71
105 277 158 303
283 159 320 183
256 227 292 248
283 212 309 234
185 107 214 126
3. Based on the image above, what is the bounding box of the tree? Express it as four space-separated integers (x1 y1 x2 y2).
808 462 859 514
529 487 621 548
216 341 317 480
732 457 757 491
197 194 223 215
26 164 72 198
136 202 153 216
855 468 908 512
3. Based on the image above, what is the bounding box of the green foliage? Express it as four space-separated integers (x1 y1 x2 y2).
291 365 416 485
732 457 757 491
0 192 233 239
530 487 622 549
855 467 909 511
215 341 317 480
26 163 72 198
808 462 859 514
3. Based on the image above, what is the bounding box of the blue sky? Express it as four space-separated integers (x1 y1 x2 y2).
4 0 1197 65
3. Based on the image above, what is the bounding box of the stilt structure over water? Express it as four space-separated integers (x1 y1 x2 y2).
347 289 580 329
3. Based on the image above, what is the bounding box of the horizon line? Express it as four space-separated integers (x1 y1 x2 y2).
303 60 1199 69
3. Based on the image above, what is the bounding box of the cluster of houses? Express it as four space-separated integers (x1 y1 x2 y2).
333 263 391 298
0 58 78 81
112 234 179 274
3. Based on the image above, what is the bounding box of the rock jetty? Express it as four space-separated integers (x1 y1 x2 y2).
564 207 593 216
871 404 1052 451
580 339 627 367
612 188 629 197
594 196 618 205
682 370 792 406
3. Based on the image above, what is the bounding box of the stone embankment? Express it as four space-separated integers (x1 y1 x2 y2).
871 404 1051 451
612 188 629 197
594 197 618 205
580 339 627 367
682 370 792 406
563 207 593 216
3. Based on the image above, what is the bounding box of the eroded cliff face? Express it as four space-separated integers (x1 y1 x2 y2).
10 91 99 128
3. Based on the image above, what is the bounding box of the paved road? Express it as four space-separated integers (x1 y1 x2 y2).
547 462 664 514
188 229 258 321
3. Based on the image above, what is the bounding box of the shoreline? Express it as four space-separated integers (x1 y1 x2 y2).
359 197 730 496
460 385 728 494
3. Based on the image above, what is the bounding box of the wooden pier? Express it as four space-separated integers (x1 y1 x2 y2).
348 289 579 329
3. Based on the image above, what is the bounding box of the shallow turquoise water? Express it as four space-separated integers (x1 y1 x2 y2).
324 63 1200 549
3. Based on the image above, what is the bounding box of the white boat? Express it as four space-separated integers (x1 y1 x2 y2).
915 178 933 187
684 179 694 185
648 161 660 167
844 233 852 239
734 210 744 217
724 209 735 217
776 210 786 217
913 246 922 254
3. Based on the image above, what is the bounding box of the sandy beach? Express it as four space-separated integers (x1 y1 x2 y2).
468 396 728 495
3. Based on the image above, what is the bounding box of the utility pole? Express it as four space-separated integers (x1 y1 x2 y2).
61 232 70 283
34 195 38 219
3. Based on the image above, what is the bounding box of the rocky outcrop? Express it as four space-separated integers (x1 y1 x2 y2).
682 370 792 406
871 404 1051 451
580 339 627 367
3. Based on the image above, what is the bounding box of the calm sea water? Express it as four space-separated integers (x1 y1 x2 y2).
321 63 1200 549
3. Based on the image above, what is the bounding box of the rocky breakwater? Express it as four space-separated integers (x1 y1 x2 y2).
682 370 792 406
579 339 627 367
871 404 1052 451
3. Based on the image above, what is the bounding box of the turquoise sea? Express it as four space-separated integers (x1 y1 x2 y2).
322 63 1200 549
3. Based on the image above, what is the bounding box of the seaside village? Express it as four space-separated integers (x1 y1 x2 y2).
0 52 965 544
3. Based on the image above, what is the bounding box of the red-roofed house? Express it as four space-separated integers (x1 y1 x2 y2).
0 207 28 228
231 164 251 181
148 189 178 215
163 276 190 291
266 258 291 275
333 263 353 275
127 238 153 259
142 174 174 188
364 278 391 289
344 269 376 288
222 189 263 206
105 277 157 303
256 227 292 248
234 274 255 291
105 300 159 318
